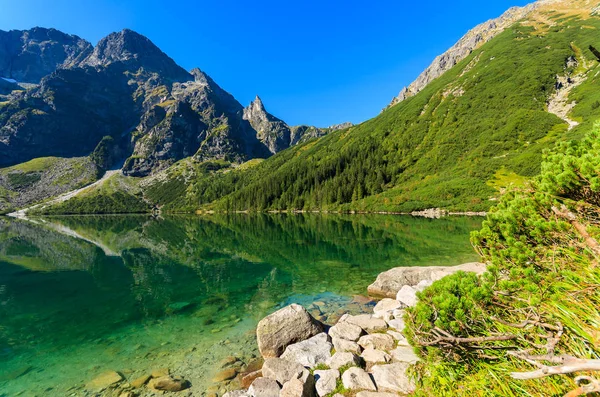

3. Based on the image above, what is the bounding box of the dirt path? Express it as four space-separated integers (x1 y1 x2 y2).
8 169 121 219
547 73 585 130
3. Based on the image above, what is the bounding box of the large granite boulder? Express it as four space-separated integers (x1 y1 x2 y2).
262 358 305 386
281 332 332 368
339 314 387 333
357 334 395 351
327 352 362 370
341 367 376 391
371 363 415 393
367 263 486 298
331 337 362 354
361 348 392 364
328 321 364 341
314 369 340 397
249 377 281 397
280 369 315 397
257 304 323 358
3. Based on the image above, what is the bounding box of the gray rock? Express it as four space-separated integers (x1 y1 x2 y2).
387 331 409 346
328 322 364 342
340 314 387 333
314 369 340 397
341 367 376 391
371 363 415 393
257 304 323 358
332 337 362 354
386 318 405 332
223 391 249 397
360 348 392 364
415 279 433 292
281 332 332 368
367 263 487 298
356 392 399 397
390 346 420 364
392 309 405 319
249 377 281 397
148 375 190 392
262 358 305 385
280 370 315 397
327 352 362 371
373 299 402 316
396 285 418 308
357 334 395 351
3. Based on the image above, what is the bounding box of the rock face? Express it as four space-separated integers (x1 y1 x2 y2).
387 3 539 107
79 29 191 82
243 96 292 154
0 27 92 83
367 262 486 298
257 304 324 358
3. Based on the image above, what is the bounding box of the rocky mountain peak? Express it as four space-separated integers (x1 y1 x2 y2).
0 27 92 83
252 95 265 109
81 29 191 82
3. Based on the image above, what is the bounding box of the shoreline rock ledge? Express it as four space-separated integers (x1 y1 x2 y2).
224 262 486 397
367 262 486 299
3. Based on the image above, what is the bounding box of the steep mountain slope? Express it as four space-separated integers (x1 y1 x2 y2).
0 28 334 212
0 27 92 83
138 0 600 213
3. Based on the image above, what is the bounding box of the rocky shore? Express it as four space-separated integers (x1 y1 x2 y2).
79 262 485 397
217 262 485 397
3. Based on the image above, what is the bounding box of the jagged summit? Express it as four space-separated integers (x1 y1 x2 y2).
0 27 92 83
80 28 191 81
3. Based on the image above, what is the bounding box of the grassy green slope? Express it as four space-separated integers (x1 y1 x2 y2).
171 16 600 213
0 156 99 214
40 12 600 215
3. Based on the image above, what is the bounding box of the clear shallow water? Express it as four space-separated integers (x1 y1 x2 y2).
0 214 481 396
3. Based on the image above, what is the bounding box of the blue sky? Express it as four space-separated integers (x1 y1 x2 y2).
0 0 530 127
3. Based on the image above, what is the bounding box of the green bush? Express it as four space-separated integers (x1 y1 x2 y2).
406 127 600 396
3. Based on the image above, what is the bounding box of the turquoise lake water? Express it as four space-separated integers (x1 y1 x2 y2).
0 214 481 396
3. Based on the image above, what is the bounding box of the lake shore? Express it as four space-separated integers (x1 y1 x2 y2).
86 261 485 396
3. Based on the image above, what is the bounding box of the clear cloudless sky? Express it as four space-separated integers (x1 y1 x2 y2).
0 0 531 127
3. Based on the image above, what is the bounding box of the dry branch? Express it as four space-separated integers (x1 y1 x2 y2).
510 356 600 380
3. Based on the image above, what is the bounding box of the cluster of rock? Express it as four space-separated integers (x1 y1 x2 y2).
409 208 487 218
85 367 189 396
224 303 416 397
224 262 486 397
